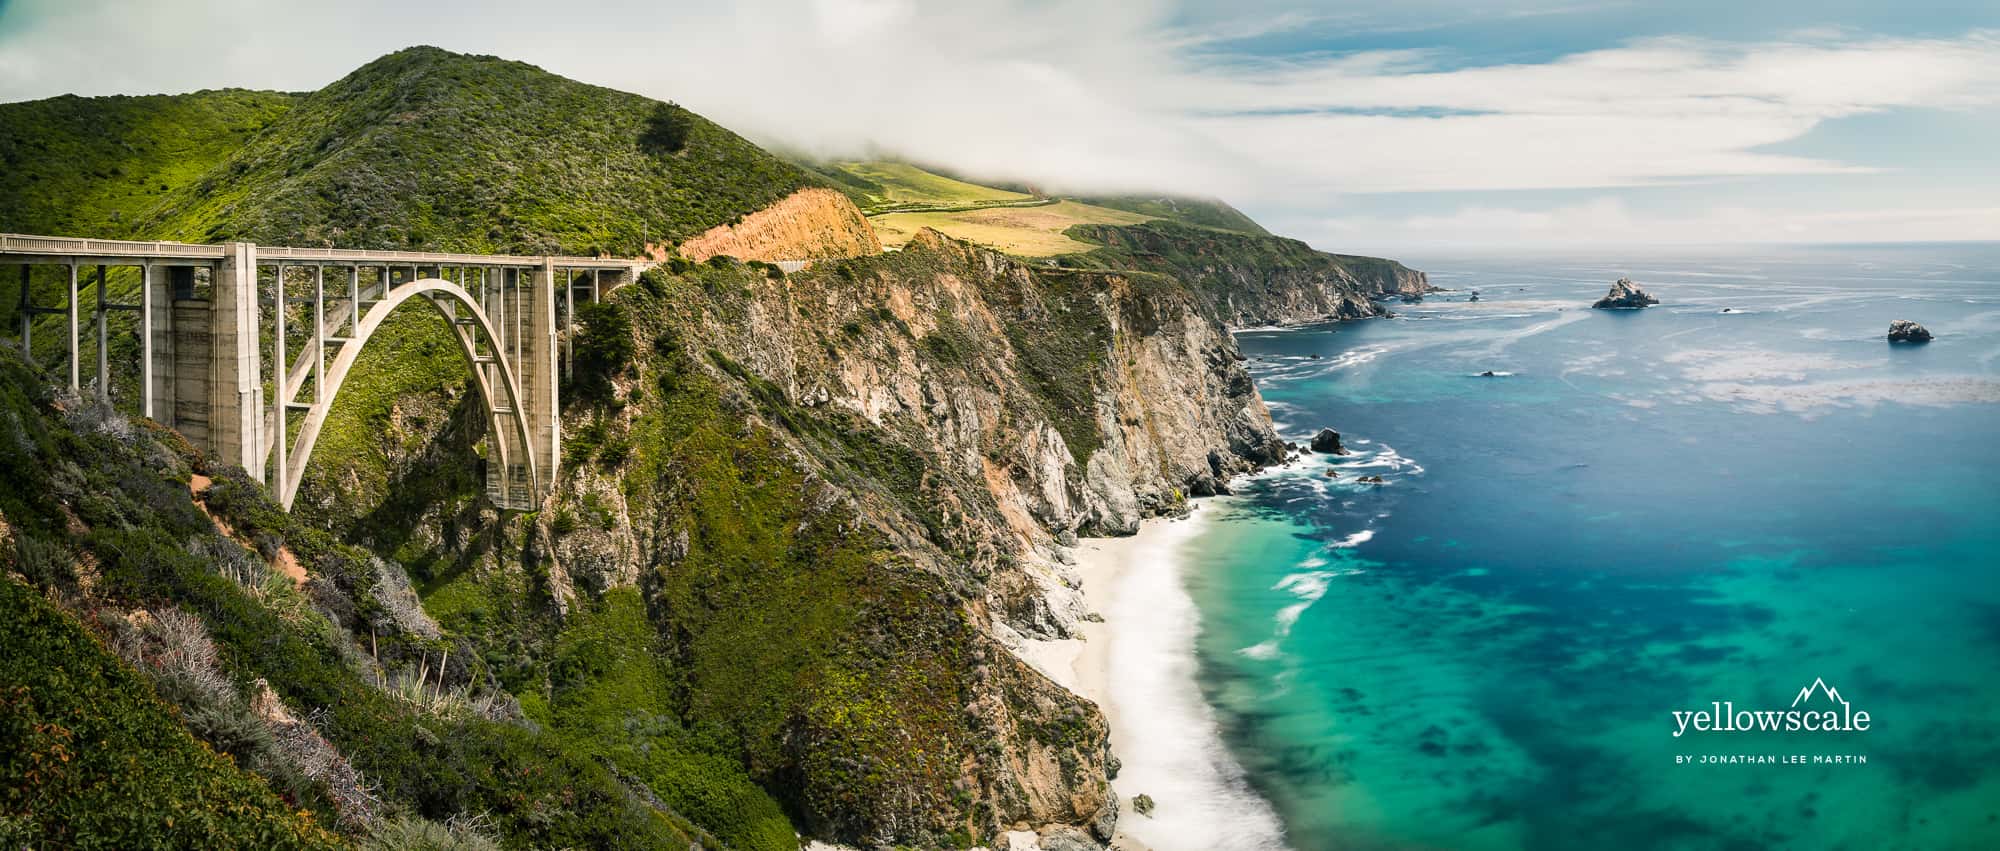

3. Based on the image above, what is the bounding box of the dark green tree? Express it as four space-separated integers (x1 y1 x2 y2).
639 103 694 155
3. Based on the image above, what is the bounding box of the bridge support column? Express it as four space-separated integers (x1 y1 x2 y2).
529 260 560 499
209 242 263 479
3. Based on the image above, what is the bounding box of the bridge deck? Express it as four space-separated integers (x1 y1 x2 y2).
0 233 641 270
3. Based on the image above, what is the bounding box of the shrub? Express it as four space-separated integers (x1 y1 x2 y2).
571 301 634 406
363 813 501 851
0 580 342 849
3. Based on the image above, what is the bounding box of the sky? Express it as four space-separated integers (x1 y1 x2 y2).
1 0 1996 253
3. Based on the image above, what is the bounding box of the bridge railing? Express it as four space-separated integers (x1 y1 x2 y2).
1 234 640 271
0 233 226 260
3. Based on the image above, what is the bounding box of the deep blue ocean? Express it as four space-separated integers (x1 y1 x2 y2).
1185 244 2000 850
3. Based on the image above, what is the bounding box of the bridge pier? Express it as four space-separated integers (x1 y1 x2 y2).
208 242 265 479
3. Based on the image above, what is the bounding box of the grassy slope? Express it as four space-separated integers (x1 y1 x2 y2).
872 199 1151 256
801 160 1271 255
827 161 1031 210
0 89 299 239
1071 194 1268 235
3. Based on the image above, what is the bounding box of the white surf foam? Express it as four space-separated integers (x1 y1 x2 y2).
1330 529 1376 548
1107 512 1290 851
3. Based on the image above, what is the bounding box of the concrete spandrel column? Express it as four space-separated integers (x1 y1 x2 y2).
209 243 263 479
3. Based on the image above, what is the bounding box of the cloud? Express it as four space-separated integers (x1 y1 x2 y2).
1 1 1997 246
1305 199 2000 249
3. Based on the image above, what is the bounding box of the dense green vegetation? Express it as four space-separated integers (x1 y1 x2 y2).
122 46 817 255
0 89 298 239
0 349 736 848
0 579 340 849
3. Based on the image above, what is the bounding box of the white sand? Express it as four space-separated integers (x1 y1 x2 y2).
1038 504 1288 851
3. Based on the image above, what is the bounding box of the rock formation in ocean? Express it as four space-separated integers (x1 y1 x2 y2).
1131 794 1156 817
1592 277 1660 309
1888 319 1934 343
1311 428 1349 454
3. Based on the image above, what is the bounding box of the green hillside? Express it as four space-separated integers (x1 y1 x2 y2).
817 160 1032 212
0 89 299 239
1071 194 1268 235
126 46 818 255
0 47 838 850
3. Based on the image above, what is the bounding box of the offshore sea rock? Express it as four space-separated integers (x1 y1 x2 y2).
1310 428 1349 454
1887 320 1933 343
1592 277 1659 309
1131 794 1156 817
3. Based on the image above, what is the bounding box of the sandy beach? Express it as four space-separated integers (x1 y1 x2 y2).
1017 501 1288 851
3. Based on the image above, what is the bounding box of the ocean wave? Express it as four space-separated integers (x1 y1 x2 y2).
1331 529 1376 548
1237 640 1280 660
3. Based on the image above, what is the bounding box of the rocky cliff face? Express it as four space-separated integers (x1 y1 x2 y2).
1070 220 1431 327
669 186 883 262
296 228 1287 847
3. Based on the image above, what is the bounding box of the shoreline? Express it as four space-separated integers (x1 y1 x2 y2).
1036 500 1289 851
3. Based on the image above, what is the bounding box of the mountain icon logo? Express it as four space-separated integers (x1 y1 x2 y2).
1792 677 1846 708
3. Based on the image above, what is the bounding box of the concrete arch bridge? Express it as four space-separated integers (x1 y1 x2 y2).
2 234 642 510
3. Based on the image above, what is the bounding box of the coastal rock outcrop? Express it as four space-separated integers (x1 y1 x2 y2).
1888 320 1933 343
1592 277 1659 309
1067 220 1432 326
1310 428 1349 455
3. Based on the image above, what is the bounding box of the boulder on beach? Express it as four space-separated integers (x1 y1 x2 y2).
1132 793 1156 817
1887 320 1933 343
1592 277 1659 309
1310 428 1349 455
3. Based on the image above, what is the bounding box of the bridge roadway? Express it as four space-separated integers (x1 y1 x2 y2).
2 233 647 510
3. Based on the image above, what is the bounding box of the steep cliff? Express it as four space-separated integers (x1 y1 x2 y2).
671 186 883 262
1070 219 1431 326
317 228 1286 845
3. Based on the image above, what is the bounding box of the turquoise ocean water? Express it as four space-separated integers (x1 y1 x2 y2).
1185 244 2000 849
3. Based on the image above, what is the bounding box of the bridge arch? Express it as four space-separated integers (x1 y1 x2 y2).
278 277 536 510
